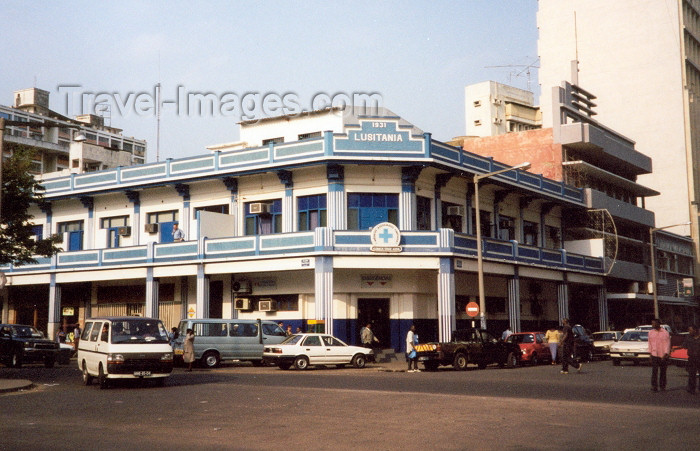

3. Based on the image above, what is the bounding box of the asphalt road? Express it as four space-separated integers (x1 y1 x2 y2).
1 360 698 450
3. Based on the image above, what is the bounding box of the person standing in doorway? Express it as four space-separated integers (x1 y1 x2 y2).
648 318 671 392
360 323 379 349
406 324 419 372
545 325 560 365
172 223 185 242
183 328 195 372
560 318 582 374
683 325 700 394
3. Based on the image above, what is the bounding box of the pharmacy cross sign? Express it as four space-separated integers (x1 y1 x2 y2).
370 222 402 253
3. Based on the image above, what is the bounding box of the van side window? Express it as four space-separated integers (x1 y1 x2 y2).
100 323 110 342
81 322 94 341
262 323 286 336
90 322 102 342
231 323 257 337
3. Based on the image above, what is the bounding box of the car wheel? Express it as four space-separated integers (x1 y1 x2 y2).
202 351 220 368
352 354 366 369
423 361 439 372
44 356 55 368
294 356 309 370
82 362 93 386
530 354 538 366
453 352 468 371
278 362 292 370
612 359 620 366
98 364 109 390
506 352 518 368
11 352 22 368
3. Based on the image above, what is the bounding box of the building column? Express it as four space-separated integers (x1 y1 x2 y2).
277 170 294 233
315 256 334 335
438 254 456 342
174 184 190 238
196 264 210 319
40 202 52 242
400 166 422 230
80 197 94 249
557 280 569 323
126 191 140 244
48 274 61 341
327 164 345 230
597 287 608 331
145 267 160 319
508 272 521 333
223 177 238 237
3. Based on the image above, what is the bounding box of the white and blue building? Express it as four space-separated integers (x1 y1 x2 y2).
1 107 605 351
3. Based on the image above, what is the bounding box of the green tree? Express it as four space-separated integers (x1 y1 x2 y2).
0 145 61 266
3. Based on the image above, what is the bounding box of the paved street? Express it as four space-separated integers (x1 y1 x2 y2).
1 360 699 450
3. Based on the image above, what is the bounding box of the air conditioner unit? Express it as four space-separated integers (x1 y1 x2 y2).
258 299 277 312
446 206 465 216
249 202 271 214
232 280 252 294
234 298 252 310
117 226 131 236
144 223 158 233
493 118 503 125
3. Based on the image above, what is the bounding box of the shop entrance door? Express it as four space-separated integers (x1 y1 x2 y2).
357 298 390 348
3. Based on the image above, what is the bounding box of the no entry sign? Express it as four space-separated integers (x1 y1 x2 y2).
466 301 479 317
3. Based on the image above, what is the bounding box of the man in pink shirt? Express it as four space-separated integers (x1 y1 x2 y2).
648 318 671 392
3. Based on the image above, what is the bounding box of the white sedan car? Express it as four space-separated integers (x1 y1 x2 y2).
610 330 649 366
263 333 372 370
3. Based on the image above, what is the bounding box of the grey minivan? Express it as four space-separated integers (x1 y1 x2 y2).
173 319 287 368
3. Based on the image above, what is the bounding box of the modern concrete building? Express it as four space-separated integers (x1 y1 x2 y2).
460 76 699 330
537 0 700 277
464 81 541 138
1 87 147 176
0 107 605 348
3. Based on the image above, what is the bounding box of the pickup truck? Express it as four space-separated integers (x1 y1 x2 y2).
414 328 521 371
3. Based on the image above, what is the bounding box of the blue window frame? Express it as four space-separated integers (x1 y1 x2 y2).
417 196 432 230
297 194 327 231
245 200 282 235
347 193 398 230
31 225 43 241
57 220 84 251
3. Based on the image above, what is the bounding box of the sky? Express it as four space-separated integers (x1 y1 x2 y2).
2 0 539 162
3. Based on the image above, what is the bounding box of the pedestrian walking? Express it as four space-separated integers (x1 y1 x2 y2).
183 328 195 372
545 325 560 364
360 323 379 348
683 324 700 394
406 324 420 372
560 318 582 374
648 318 671 392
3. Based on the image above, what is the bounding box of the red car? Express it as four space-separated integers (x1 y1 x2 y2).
506 332 551 365
670 332 689 368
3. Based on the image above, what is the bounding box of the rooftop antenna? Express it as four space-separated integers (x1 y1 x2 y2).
572 11 580 85
485 58 540 90
156 52 161 162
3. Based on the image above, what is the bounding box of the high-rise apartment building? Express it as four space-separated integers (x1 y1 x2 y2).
537 0 699 265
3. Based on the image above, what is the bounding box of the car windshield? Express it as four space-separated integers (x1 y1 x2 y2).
507 334 534 344
110 319 169 344
12 326 44 339
593 333 616 341
280 334 304 345
620 331 648 342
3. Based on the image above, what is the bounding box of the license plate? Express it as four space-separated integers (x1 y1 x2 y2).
134 371 151 376
622 353 635 356
418 356 429 361
174 349 183 355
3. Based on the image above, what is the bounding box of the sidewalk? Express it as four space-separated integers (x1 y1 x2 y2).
0 378 33 394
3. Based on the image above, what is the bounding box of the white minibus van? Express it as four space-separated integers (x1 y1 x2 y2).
77 317 174 389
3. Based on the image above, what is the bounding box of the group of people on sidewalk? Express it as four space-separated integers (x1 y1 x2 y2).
648 319 700 394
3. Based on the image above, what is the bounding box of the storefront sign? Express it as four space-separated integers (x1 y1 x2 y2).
188 307 195 318
62 307 74 316
370 222 402 253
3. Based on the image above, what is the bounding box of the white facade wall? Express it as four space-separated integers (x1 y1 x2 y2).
240 114 344 146
537 0 692 237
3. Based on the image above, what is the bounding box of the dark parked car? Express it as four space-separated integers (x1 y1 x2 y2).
0 324 59 368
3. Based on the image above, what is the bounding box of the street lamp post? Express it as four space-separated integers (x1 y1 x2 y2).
650 222 691 319
474 161 531 330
